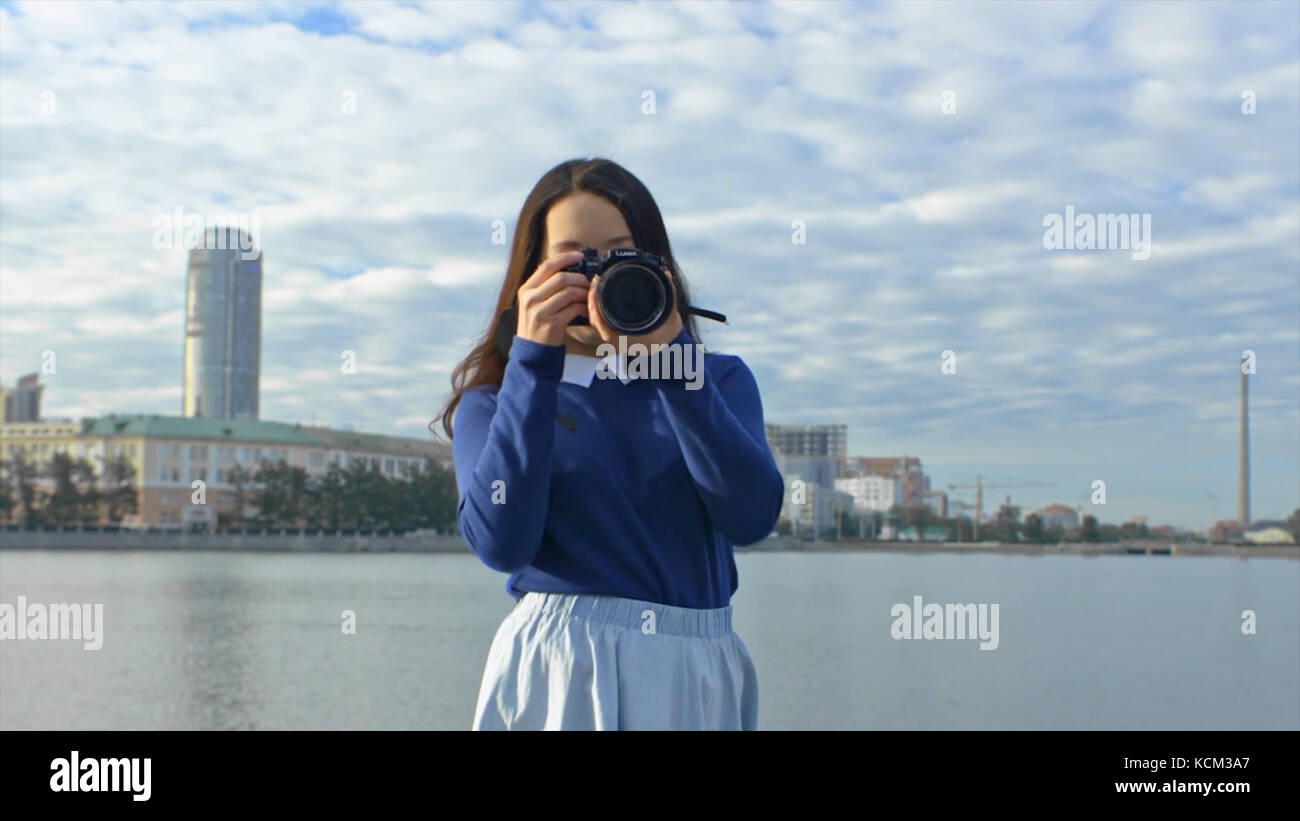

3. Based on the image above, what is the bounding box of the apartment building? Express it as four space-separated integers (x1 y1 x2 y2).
0 413 451 527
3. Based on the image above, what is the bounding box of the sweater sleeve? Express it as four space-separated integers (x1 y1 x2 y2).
652 326 785 546
452 335 565 572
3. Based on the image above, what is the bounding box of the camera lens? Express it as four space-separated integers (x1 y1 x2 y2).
600 264 667 333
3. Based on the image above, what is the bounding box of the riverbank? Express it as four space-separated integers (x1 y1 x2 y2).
754 537 1299 559
0 527 1294 558
0 527 466 552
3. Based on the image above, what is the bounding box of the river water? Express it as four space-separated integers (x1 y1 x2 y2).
1 549 1295 729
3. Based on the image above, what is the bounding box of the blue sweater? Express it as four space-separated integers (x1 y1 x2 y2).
451 324 784 608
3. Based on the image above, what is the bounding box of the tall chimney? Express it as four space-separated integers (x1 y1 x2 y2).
1238 364 1249 526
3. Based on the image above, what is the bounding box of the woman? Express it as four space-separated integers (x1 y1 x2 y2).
433 157 784 730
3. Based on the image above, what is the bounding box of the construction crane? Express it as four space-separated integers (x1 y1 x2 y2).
945 475 1057 540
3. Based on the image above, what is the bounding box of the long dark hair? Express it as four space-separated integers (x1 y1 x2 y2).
431 157 704 441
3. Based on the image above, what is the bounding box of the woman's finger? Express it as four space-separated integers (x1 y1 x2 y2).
550 301 588 327
537 284 591 319
523 270 589 307
518 252 585 300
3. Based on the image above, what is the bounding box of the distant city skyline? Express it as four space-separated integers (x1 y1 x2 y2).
1 0 1297 531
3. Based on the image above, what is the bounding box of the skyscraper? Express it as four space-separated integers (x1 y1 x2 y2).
182 226 262 420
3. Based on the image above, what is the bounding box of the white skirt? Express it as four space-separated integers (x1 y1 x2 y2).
472 591 759 730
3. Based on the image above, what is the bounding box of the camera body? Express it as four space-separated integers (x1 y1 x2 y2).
563 246 676 335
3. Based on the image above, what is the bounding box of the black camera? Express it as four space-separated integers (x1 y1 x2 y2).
563 247 676 335
492 248 727 360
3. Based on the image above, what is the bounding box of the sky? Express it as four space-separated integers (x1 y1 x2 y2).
0 0 1297 532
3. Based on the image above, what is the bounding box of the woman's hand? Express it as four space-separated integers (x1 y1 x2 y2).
514 250 590 347
586 264 685 349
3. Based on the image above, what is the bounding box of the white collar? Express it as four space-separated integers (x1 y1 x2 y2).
561 351 632 387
